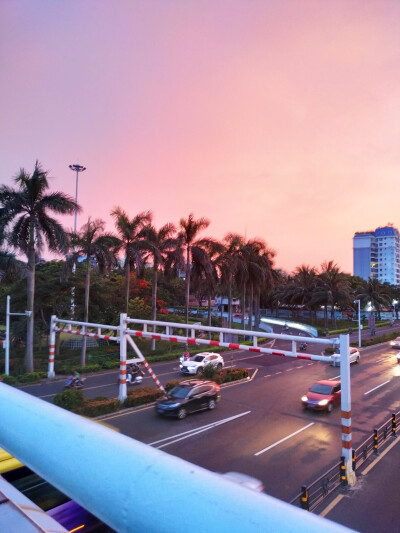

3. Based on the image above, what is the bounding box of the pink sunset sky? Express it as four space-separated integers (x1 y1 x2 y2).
1 1 400 275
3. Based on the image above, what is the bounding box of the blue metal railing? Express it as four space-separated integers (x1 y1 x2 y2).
0 383 355 532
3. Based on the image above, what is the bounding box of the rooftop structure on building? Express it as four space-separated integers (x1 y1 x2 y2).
353 224 400 285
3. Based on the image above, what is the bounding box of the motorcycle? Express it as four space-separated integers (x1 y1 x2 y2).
64 376 86 390
126 366 145 385
299 342 308 351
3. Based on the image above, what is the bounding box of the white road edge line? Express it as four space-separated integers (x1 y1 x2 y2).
364 380 391 396
254 422 315 456
150 411 251 449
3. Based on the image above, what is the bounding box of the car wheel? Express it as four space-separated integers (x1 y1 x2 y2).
216 363 222 371
177 408 187 420
196 367 204 375
327 403 333 413
208 399 216 410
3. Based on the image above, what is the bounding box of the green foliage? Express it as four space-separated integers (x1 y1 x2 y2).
202 363 219 380
53 389 85 411
100 360 120 369
0 374 16 385
123 386 164 408
361 331 400 348
74 364 102 374
165 378 193 391
215 367 249 384
77 398 121 417
18 372 42 384
164 368 249 389
128 297 151 319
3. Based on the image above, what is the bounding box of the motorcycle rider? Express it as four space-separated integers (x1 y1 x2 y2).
72 371 81 385
127 363 142 383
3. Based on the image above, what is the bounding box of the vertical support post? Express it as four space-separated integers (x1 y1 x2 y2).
291 340 296 353
253 336 258 348
300 485 309 510
5 295 10 375
392 413 397 438
340 456 347 486
340 333 356 485
373 429 379 455
220 332 224 344
118 313 128 403
48 315 57 378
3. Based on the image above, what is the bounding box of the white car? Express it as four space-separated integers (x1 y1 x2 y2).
331 347 360 367
180 352 224 375
390 337 400 349
220 471 265 492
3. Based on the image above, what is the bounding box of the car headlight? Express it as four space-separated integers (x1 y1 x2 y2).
318 399 329 406
301 396 308 402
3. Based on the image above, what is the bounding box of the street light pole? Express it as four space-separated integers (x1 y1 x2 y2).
354 299 361 348
69 164 86 317
69 164 86 238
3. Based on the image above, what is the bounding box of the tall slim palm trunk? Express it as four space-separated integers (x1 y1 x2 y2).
150 264 158 351
185 247 191 324
124 260 130 314
26 247 36 372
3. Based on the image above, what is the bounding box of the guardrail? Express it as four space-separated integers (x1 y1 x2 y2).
291 410 399 512
0 383 354 533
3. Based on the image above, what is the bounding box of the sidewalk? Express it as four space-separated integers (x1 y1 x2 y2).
320 436 400 532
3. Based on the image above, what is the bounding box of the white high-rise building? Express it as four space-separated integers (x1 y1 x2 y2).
353 224 400 285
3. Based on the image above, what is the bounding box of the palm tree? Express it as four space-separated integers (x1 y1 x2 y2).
0 161 79 371
219 234 244 328
288 265 318 323
317 260 351 327
141 222 177 350
178 213 211 324
355 278 391 320
191 239 224 329
67 218 119 365
111 207 152 313
235 238 275 330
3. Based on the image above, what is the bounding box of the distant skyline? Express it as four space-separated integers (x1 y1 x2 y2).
2 1 400 274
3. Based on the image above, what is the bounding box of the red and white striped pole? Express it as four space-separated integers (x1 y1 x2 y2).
340 333 356 486
125 334 166 394
48 315 57 378
118 313 128 403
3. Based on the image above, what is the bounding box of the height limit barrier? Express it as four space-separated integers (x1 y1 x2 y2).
48 314 355 482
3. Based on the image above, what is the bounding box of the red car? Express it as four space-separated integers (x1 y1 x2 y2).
301 380 341 412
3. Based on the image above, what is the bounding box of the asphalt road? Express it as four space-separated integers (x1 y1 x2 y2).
21 335 400 508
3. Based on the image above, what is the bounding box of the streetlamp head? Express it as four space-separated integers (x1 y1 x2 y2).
69 164 86 172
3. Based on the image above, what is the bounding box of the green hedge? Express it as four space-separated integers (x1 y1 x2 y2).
53 389 85 411
77 398 121 417
215 367 249 384
164 367 249 390
18 372 45 384
123 386 164 408
0 374 17 385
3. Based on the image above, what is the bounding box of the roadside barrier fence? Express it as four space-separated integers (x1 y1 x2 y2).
291 410 399 512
